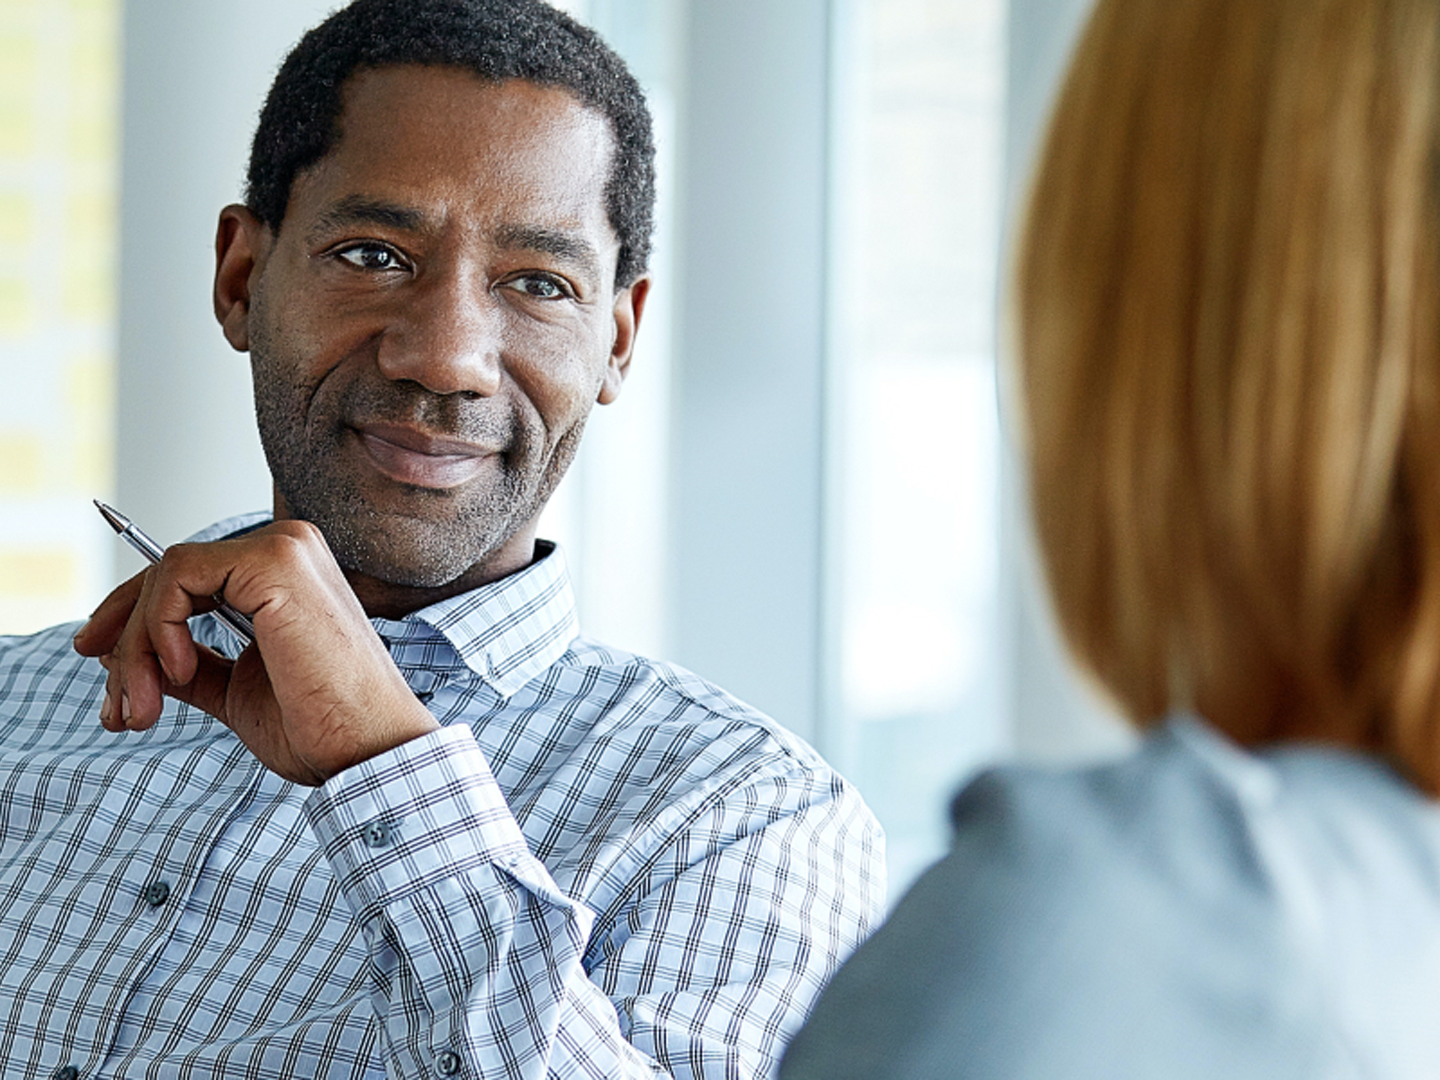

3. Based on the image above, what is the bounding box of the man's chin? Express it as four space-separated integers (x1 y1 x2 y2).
272 470 547 602
347 560 471 592
321 511 532 597
333 538 490 591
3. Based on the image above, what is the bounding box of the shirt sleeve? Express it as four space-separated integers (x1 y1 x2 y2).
305 723 883 1080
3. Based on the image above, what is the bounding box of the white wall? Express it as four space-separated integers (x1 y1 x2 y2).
666 0 833 744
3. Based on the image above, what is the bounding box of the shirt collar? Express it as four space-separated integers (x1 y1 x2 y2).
191 513 579 700
380 541 579 697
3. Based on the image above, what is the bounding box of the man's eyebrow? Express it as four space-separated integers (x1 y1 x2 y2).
494 224 603 281
306 196 427 242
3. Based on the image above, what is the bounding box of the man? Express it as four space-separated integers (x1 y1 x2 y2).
0 1 882 1077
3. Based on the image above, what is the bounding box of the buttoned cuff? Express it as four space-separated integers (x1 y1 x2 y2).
304 724 580 924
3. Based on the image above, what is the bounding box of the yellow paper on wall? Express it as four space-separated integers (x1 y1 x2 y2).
0 278 34 334
0 546 77 597
0 432 43 492
0 194 33 248
0 34 37 159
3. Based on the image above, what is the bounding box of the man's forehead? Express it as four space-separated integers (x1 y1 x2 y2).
334 65 612 157
289 69 614 213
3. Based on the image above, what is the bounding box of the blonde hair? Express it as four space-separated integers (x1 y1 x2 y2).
1015 0 1440 792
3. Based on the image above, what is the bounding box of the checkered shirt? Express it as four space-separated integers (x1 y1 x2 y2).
0 513 884 1079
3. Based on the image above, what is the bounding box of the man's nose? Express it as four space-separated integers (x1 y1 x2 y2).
375 274 503 397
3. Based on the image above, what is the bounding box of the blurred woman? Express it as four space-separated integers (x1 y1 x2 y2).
779 0 1440 1075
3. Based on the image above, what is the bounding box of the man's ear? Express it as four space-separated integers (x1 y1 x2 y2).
213 204 272 352
598 275 650 405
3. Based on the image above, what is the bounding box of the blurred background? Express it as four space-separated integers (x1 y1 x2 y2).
0 0 1131 896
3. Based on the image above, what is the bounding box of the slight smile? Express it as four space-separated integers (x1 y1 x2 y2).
352 422 496 489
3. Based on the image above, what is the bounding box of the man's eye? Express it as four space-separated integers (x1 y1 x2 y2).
335 244 406 272
507 275 569 299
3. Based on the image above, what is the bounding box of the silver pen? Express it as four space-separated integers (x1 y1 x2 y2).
94 499 256 648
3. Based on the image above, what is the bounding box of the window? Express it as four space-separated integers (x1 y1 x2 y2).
829 0 1007 892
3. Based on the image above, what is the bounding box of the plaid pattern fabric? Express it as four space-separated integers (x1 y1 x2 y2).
0 513 884 1079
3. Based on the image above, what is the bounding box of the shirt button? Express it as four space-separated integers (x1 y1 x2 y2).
144 880 171 907
433 1049 462 1076
363 820 392 849
53 1066 80 1080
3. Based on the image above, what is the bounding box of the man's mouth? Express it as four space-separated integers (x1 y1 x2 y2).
350 422 496 489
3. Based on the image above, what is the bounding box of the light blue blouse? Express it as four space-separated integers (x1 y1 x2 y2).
780 715 1440 1079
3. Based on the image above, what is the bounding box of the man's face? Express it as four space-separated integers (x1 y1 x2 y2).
214 67 646 599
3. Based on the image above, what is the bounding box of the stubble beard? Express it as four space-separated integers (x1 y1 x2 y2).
248 322 584 590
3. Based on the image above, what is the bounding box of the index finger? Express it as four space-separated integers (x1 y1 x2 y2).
140 542 245 687
73 569 148 658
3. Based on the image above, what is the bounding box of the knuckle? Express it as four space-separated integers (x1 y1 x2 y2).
279 519 327 549
266 534 310 571
157 542 194 568
265 521 328 568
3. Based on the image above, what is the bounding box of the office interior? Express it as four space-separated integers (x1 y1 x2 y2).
0 0 1130 896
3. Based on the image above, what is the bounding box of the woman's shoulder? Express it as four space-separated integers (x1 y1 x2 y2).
781 717 1440 1080
948 714 1440 901
946 719 1440 1026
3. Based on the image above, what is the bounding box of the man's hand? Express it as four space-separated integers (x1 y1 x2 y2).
73 520 440 785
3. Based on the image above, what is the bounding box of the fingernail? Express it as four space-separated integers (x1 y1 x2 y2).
100 692 112 723
121 691 131 725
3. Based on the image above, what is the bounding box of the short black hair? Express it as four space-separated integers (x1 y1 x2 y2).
245 0 655 287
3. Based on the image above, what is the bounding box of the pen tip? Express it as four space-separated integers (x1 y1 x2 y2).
94 499 128 534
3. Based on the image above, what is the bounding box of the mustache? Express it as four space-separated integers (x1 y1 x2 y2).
334 379 515 445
